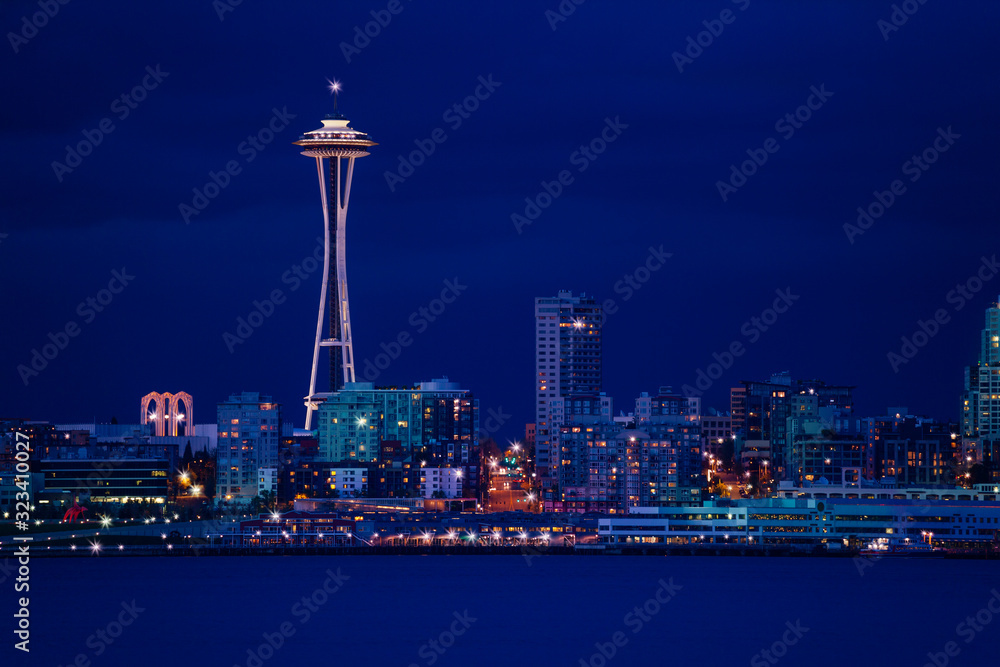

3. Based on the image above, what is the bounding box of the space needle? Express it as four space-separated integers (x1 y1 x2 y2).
294 80 377 431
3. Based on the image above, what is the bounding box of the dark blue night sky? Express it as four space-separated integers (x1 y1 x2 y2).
2 1 998 436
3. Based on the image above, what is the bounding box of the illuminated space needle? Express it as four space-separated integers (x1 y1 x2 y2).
294 80 377 430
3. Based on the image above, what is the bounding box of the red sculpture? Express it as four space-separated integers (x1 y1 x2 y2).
63 502 89 523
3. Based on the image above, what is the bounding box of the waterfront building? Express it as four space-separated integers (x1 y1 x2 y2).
36 435 178 504
216 393 282 503
863 411 960 485
599 496 1000 549
225 511 356 547
553 388 702 513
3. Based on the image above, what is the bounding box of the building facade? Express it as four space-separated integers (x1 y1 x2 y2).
554 390 703 513
701 415 733 458
315 378 477 464
599 496 1000 549
864 413 959 486
734 373 854 478
420 467 462 498
534 291 603 480
216 393 282 503
962 296 1000 479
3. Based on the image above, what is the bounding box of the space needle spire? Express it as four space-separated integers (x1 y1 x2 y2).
294 81 377 431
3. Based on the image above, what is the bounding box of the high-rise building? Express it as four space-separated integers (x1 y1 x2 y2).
963 296 1000 438
730 387 746 432
962 296 1000 478
293 99 377 430
216 393 282 503
534 291 603 480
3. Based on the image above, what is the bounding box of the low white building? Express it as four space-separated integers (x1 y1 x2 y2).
421 468 462 498
328 467 368 496
258 467 277 496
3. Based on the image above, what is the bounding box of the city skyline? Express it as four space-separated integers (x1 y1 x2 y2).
5 5 1000 667
3 2 999 441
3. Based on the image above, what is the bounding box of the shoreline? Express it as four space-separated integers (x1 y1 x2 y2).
15 544 1000 559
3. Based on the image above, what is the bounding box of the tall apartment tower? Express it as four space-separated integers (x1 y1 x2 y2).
216 392 282 503
963 296 1000 448
534 291 603 480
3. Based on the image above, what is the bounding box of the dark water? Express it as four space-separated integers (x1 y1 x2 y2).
6 555 1000 667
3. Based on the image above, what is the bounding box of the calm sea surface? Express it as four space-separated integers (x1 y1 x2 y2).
8 555 1000 667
